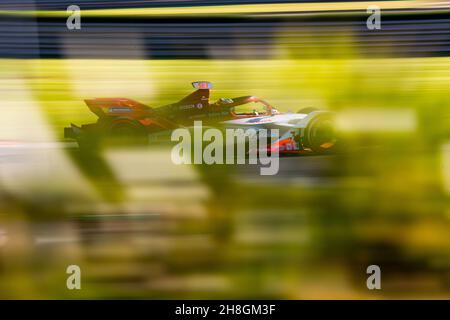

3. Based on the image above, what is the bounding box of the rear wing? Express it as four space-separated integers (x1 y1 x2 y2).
84 98 151 118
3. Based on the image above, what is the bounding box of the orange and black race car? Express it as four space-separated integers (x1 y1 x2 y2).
64 81 337 154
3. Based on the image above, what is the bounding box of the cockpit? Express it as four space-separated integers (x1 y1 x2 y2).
214 96 279 117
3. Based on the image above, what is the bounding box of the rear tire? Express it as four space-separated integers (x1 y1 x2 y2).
98 117 148 147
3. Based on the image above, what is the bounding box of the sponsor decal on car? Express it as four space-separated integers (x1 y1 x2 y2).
246 117 273 124
108 107 132 113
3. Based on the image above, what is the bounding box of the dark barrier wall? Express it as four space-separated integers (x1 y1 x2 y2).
1 13 450 59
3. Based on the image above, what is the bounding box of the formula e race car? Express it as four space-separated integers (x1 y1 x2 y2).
64 81 337 154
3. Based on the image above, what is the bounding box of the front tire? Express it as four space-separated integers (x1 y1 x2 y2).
297 107 319 114
302 113 337 154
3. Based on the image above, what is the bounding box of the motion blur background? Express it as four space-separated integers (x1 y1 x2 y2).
0 0 450 299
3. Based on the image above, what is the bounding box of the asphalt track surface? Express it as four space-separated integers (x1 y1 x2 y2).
0 141 336 181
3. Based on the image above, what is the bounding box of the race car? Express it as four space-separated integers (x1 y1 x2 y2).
64 81 337 154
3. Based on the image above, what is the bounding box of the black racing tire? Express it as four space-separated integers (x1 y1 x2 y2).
97 117 148 147
297 107 320 114
302 113 337 154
